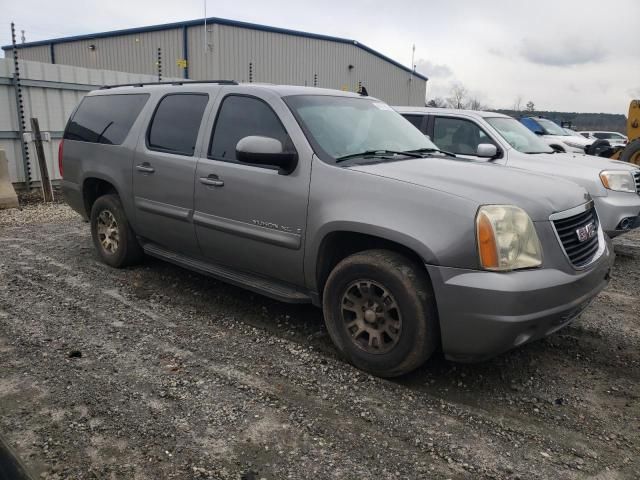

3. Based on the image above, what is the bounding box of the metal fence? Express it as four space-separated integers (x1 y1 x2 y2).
0 58 176 185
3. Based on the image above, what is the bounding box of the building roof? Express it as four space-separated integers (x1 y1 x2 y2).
2 17 428 81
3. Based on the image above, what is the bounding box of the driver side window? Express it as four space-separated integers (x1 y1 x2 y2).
209 95 293 164
432 117 495 156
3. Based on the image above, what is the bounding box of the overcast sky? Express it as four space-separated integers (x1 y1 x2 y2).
2 0 639 114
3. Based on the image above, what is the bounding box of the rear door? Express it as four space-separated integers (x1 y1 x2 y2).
132 92 211 256
193 89 312 286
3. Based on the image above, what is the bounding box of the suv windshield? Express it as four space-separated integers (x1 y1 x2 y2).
535 118 568 136
284 95 438 162
486 117 553 154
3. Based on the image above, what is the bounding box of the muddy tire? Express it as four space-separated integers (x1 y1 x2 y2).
621 139 640 166
90 194 143 268
322 249 439 377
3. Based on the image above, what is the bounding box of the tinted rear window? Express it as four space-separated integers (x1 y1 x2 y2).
147 94 209 156
64 94 149 145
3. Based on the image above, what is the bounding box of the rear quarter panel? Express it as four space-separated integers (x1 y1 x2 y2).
61 92 157 225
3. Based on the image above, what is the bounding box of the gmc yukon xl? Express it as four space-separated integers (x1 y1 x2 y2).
60 82 613 377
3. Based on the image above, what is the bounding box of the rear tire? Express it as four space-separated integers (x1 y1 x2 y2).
621 139 640 166
322 249 439 377
90 194 143 268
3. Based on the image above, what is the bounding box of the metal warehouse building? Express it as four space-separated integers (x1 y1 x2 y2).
2 17 427 106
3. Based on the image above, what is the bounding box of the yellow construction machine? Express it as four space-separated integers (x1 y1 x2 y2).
613 99 640 165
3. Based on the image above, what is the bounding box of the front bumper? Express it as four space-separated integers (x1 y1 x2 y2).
426 243 613 362
594 192 640 237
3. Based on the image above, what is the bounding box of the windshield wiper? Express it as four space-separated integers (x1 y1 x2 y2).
404 147 457 158
335 149 423 163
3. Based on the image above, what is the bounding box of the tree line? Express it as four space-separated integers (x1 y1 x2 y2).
425 84 626 133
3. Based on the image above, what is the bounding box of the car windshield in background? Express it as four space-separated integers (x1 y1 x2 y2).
486 117 553 154
284 95 438 162
536 118 569 136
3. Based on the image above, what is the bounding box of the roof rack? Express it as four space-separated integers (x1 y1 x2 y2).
99 80 239 90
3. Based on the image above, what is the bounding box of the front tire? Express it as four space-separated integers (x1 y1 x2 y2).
322 249 439 377
90 194 143 268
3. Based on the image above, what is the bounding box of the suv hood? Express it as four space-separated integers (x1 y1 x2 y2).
507 152 640 196
545 134 591 147
349 157 590 221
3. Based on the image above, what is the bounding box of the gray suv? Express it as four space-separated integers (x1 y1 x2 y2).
61 82 613 377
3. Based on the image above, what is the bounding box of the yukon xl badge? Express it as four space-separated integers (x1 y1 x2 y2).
576 222 596 242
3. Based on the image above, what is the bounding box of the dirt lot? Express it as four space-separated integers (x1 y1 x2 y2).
0 203 638 480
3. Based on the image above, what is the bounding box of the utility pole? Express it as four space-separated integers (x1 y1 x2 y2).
11 22 32 191
203 0 208 79
157 47 162 81
408 44 415 105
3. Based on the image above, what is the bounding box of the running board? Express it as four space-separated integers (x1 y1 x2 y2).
142 242 312 304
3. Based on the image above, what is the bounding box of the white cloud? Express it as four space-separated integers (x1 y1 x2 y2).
2 0 639 113
520 37 607 67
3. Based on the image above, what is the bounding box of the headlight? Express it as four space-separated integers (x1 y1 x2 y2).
600 171 636 193
476 205 543 271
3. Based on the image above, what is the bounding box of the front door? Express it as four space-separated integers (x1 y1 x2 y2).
193 90 312 287
430 116 499 161
132 92 211 256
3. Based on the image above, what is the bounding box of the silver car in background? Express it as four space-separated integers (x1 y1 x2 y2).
395 107 640 236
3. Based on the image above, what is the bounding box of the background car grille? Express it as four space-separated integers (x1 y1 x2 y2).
552 207 600 268
634 170 640 194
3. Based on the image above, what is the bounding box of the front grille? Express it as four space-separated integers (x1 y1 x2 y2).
634 170 640 194
552 206 600 268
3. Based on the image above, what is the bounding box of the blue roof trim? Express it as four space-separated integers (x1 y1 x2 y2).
2 17 428 81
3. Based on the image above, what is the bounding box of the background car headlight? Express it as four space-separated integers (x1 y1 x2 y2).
476 205 543 271
600 171 636 193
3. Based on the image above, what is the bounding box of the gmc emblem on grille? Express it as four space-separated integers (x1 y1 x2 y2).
576 222 596 242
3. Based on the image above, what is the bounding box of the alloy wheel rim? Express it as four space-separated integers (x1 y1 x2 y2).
97 210 119 254
340 280 402 354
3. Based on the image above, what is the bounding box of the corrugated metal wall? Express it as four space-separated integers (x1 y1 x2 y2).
0 59 177 184
189 24 426 106
11 44 51 63
5 23 426 106
52 29 184 79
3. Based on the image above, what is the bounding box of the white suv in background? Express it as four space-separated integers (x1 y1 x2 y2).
519 116 592 153
395 107 640 237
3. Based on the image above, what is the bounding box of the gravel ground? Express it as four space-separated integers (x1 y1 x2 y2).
0 203 638 480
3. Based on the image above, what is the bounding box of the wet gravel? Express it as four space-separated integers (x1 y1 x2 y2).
0 204 638 479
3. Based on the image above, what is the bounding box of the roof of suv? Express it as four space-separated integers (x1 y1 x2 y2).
91 82 374 100
393 106 511 119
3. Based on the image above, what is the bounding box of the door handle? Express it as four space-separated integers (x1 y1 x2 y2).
199 174 224 187
136 163 155 174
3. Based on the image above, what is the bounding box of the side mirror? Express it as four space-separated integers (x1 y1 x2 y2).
476 143 498 158
236 136 298 175
533 130 544 136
